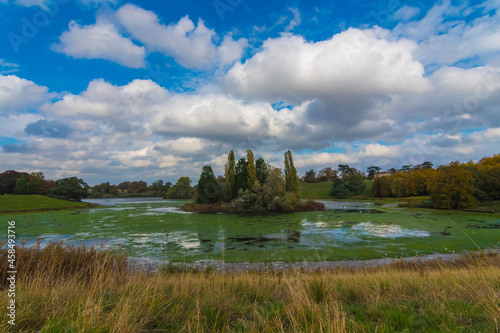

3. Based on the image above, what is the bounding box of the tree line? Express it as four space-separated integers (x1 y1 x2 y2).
0 170 174 201
371 155 500 209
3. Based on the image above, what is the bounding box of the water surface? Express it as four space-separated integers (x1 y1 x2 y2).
3 198 499 263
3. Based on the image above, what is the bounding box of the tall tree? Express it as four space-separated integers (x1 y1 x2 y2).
338 164 353 177
197 165 221 204
255 157 269 184
14 176 29 195
224 150 236 200
246 149 257 191
367 166 381 180
284 150 300 195
234 158 248 195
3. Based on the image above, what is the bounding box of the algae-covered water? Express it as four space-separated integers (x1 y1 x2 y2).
3 198 500 263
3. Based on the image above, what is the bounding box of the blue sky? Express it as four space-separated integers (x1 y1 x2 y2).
1 0 500 185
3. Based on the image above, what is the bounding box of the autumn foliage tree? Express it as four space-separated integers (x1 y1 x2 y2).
427 162 477 209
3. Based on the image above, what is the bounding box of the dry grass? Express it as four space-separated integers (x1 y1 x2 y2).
1 242 499 332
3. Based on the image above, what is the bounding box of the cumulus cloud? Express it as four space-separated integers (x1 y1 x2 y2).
225 28 428 102
0 75 48 114
224 28 429 140
52 20 146 68
24 119 72 138
394 1 500 66
47 78 168 122
360 143 400 158
116 4 247 69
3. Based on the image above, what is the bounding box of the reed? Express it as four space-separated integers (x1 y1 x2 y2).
0 242 499 332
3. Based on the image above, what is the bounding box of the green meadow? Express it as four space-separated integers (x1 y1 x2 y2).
0 195 94 214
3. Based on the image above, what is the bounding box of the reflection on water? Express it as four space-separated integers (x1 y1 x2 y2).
83 197 174 206
352 222 430 238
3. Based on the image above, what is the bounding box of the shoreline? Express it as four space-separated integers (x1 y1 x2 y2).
129 248 499 272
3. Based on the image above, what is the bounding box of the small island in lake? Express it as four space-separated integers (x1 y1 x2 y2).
181 149 325 213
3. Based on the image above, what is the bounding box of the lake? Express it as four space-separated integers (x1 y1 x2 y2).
4 198 500 264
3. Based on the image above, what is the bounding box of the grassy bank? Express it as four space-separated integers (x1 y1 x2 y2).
0 195 96 214
300 181 333 199
1 242 499 332
300 180 373 200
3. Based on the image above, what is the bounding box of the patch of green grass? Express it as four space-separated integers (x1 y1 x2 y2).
0 195 94 214
300 181 333 199
300 180 373 200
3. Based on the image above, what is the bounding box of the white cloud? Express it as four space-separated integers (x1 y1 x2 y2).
78 0 116 7
225 28 429 103
393 6 420 21
293 152 358 168
394 1 500 66
360 144 400 158
0 0 48 9
116 4 246 69
47 79 168 134
52 20 146 68
0 75 48 114
284 8 301 32
0 59 18 74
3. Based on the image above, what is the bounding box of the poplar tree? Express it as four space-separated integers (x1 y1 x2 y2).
284 151 291 191
246 149 257 191
284 150 300 195
224 150 236 200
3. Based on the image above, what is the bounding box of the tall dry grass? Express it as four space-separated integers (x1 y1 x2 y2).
0 242 499 332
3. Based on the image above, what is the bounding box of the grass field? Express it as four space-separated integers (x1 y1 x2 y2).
0 195 94 214
300 180 374 199
300 181 333 199
1 242 499 332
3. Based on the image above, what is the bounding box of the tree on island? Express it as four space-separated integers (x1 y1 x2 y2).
196 166 221 204
183 149 325 213
246 149 257 191
284 150 300 195
223 150 236 201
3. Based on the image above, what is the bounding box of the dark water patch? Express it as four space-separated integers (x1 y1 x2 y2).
467 223 500 230
431 232 451 236
227 231 301 246
329 209 384 214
